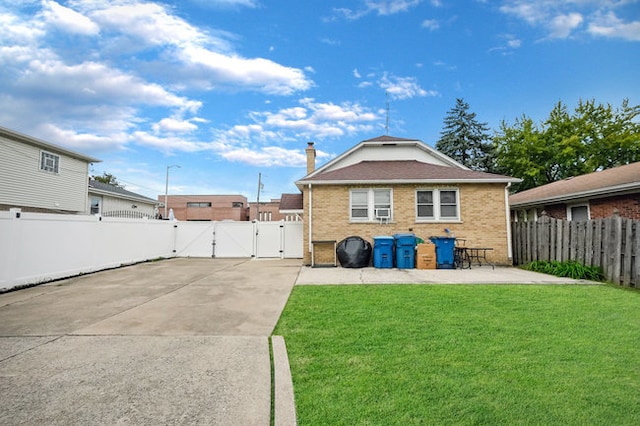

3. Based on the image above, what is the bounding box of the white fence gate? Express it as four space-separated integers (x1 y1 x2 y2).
175 220 303 259
1 210 304 291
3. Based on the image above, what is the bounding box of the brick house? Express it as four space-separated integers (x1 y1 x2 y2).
159 194 249 221
295 136 521 266
509 162 640 222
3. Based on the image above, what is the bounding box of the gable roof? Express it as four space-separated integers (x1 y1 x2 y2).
296 135 519 188
299 160 519 185
303 135 468 180
0 125 101 163
279 193 303 211
89 179 157 204
509 162 640 207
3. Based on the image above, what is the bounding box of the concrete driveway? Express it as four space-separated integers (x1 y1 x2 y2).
0 258 597 425
0 258 300 425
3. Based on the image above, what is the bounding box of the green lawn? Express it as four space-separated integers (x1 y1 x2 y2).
274 284 640 425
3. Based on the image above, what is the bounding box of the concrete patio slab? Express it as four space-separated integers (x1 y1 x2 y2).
296 265 600 285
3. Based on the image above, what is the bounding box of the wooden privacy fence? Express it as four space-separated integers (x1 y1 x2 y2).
511 212 639 287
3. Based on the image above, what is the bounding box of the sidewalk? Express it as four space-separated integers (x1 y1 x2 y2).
296 265 600 285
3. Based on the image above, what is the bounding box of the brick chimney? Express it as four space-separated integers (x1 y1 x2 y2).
305 141 316 174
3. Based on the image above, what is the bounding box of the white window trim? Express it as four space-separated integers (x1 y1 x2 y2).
415 188 461 222
567 203 590 221
349 188 393 222
40 150 60 174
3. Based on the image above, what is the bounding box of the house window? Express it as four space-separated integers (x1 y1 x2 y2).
568 204 589 221
186 202 212 208
232 201 243 208
90 196 101 214
40 151 60 173
350 189 392 221
416 189 459 221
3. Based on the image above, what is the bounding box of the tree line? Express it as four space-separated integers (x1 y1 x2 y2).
435 98 640 192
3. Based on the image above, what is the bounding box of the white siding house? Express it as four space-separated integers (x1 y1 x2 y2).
88 179 158 219
0 126 100 213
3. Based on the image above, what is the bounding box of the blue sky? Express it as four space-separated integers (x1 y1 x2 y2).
1 0 639 201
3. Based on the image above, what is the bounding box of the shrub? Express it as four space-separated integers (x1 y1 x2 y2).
523 260 604 281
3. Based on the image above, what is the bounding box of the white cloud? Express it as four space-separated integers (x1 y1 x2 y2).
549 12 584 38
76 0 313 94
333 0 423 20
366 0 423 15
205 0 260 8
42 0 99 35
220 146 308 167
422 19 440 31
39 123 126 152
379 73 435 100
507 38 522 48
0 11 45 44
132 131 206 153
180 46 313 95
353 68 362 78
588 11 640 41
499 0 640 41
153 118 200 134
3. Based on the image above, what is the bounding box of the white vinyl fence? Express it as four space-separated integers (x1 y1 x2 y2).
176 221 303 259
0 210 303 292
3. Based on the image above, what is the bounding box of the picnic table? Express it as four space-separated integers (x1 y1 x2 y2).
454 243 494 269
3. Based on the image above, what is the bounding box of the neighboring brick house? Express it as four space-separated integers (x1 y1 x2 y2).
279 193 303 221
159 195 249 221
295 136 521 266
509 162 640 222
0 126 101 214
248 198 284 221
249 194 303 222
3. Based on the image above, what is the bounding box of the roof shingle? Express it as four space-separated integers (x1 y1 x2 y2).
509 162 640 206
279 193 303 210
299 160 517 183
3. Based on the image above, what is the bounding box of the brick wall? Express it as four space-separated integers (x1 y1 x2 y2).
302 183 512 266
542 204 567 220
160 195 249 221
516 193 640 221
589 194 640 219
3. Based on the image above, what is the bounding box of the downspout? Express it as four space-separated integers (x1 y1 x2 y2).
505 182 513 261
308 184 313 254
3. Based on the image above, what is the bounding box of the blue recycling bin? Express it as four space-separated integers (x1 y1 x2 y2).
429 236 456 269
373 236 394 268
393 233 417 269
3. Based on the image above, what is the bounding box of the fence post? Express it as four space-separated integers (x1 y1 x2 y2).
539 212 550 261
623 218 633 286
606 211 622 285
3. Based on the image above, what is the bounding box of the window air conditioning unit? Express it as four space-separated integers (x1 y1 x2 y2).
375 208 390 219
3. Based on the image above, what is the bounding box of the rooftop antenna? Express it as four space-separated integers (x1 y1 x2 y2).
385 91 390 135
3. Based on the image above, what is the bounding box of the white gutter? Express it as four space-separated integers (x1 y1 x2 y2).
307 184 313 254
300 178 521 185
505 182 513 260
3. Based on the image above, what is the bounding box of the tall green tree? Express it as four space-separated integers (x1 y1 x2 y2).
494 98 640 192
436 98 496 172
92 172 123 188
